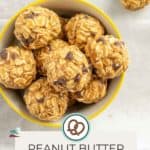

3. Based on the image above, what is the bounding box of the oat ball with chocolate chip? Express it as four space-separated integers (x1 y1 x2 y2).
85 35 129 79
72 78 107 104
0 46 36 89
121 0 149 10
14 6 62 50
34 39 68 76
24 78 68 121
46 45 91 92
65 14 104 50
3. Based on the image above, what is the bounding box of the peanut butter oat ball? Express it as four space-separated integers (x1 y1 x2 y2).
46 45 91 92
34 39 68 76
24 78 68 121
65 14 104 50
72 78 107 104
0 46 36 89
121 0 149 10
14 7 62 50
85 35 129 79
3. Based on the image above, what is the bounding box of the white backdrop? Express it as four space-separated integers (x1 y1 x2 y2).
0 0 150 150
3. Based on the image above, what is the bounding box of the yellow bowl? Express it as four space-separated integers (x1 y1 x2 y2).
0 0 125 128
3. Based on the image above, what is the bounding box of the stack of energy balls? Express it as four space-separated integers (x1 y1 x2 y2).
0 7 129 121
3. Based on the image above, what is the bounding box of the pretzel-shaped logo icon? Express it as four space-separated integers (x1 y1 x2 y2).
67 119 85 136
63 113 90 141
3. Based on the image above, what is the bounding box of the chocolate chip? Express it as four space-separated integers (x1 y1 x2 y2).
114 41 125 47
112 63 121 70
21 36 34 46
96 37 105 43
121 41 125 45
48 45 51 51
24 12 39 19
82 65 88 74
0 50 7 59
74 74 81 82
65 52 73 60
84 15 89 19
88 64 93 71
76 91 82 98
11 53 18 60
24 14 33 19
90 32 96 37
92 68 97 74
37 98 44 103
54 77 66 86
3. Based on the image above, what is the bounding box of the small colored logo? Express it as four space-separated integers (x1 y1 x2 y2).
9 128 21 138
62 113 90 141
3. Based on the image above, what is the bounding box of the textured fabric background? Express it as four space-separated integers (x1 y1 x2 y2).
0 0 150 149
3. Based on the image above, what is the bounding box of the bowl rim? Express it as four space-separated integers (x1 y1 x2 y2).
0 0 125 128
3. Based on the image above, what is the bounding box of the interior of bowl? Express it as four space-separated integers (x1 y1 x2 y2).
0 0 124 128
